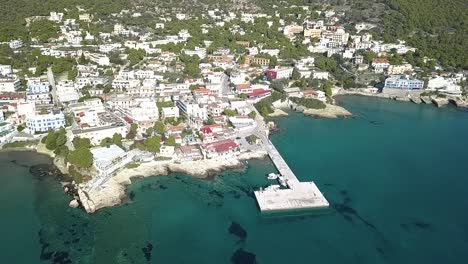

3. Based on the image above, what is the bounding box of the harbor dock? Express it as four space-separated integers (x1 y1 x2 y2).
254 137 329 212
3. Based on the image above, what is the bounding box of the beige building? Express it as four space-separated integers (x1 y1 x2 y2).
387 64 413 75
245 56 270 66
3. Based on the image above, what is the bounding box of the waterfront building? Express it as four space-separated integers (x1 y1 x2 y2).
177 145 203 161
0 121 15 143
26 111 65 133
91 145 135 176
384 75 424 90
72 124 127 145
160 145 175 158
201 139 239 159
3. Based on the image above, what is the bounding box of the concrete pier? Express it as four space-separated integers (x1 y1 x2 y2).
254 137 329 212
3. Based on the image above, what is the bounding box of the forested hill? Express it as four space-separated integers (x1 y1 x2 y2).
383 0 468 69
0 0 467 69
0 0 130 41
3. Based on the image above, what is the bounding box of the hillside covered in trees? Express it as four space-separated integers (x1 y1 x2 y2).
0 0 130 41
0 0 466 69
383 0 468 69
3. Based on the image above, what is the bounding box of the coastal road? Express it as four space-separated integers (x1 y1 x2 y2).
47 67 58 106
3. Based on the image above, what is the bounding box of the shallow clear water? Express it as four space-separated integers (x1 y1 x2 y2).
1 95 468 264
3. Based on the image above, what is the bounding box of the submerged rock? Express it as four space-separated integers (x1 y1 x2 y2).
141 242 153 262
229 222 247 240
231 248 256 264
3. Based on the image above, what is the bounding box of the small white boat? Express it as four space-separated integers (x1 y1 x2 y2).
267 173 279 180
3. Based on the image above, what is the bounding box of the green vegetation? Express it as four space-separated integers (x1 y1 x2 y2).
254 91 285 118
68 165 84 184
68 136 93 168
30 20 59 42
100 133 123 148
144 135 161 153
204 115 215 125
180 54 201 78
127 49 146 66
248 111 257 119
153 121 166 135
222 109 237 117
52 57 76 74
383 0 468 69
73 137 91 149
68 147 93 168
289 97 326 109
247 134 258 144
42 128 69 156
315 57 337 72
165 117 183 126
0 0 131 42
164 136 179 147
321 81 333 98
126 123 138 140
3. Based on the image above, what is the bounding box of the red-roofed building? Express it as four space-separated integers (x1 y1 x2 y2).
247 89 271 101
166 124 186 136
302 90 318 96
212 115 227 124
372 58 390 73
236 84 253 94
202 139 239 159
201 124 223 133
302 89 326 101
194 87 210 95
200 124 224 142
177 144 203 161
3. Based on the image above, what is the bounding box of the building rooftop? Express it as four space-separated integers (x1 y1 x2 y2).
203 139 238 153
91 145 126 168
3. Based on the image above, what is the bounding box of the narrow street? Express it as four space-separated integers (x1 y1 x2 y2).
47 67 58 106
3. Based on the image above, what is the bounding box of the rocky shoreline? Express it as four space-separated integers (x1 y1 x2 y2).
2 142 269 214
337 88 468 109
77 150 268 213
271 98 352 119
302 104 352 118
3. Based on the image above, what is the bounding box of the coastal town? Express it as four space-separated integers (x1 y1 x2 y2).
0 3 467 213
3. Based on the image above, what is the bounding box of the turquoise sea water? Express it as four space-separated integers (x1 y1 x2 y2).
1 95 468 264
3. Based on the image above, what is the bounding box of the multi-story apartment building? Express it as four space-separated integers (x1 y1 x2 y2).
265 67 294 80
384 75 424 90
26 111 66 133
0 78 21 92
